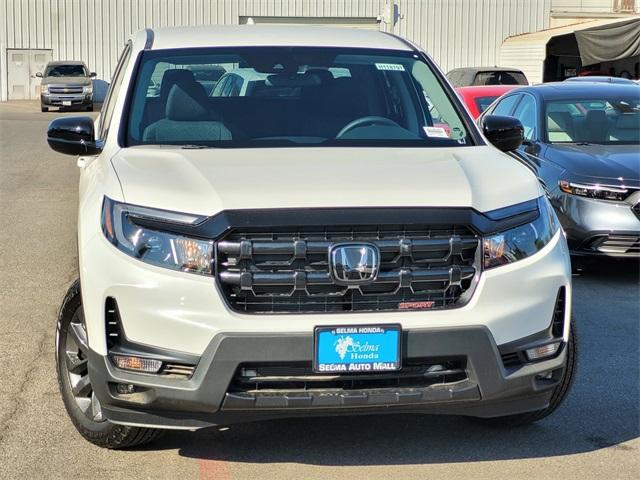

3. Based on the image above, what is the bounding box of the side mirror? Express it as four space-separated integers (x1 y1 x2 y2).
35 72 43 78
47 116 102 156
481 115 524 152
90 72 97 78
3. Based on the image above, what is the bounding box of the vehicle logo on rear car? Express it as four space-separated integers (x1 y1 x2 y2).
329 243 380 286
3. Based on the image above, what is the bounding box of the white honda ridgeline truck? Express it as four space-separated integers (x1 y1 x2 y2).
48 26 576 449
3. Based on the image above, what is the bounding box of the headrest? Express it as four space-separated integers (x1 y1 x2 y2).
166 82 211 121
304 69 334 85
617 114 639 129
160 69 196 100
586 109 607 124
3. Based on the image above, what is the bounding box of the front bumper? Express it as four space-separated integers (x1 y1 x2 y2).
80 229 571 357
554 192 640 256
41 93 92 108
89 326 568 429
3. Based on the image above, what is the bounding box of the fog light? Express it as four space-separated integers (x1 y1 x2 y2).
112 355 162 373
525 342 560 361
115 383 137 394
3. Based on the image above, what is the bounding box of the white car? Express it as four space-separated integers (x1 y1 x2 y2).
48 25 575 449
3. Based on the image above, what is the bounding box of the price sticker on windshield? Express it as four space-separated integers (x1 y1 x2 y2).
423 126 449 138
375 63 405 72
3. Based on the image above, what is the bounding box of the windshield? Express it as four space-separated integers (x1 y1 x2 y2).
45 65 87 77
546 97 640 144
126 47 472 148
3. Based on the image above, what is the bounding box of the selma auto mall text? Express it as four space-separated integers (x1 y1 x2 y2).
318 362 397 372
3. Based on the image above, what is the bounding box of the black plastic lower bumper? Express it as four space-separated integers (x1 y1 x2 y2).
88 326 567 430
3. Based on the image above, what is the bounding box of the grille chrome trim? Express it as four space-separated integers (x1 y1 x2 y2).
216 223 480 314
48 84 84 94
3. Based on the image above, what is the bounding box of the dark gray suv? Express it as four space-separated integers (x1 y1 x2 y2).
37 61 95 112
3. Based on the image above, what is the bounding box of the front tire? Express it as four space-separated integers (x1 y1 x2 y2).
56 280 162 448
41 105 48 112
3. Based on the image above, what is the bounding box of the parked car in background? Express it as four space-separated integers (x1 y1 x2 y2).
37 61 96 112
565 76 636 85
481 82 640 257
46 25 575 449
446 67 528 87
456 85 520 118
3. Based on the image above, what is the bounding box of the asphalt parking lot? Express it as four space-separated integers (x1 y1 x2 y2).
0 100 638 480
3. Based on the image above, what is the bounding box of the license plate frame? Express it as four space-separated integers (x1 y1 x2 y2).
313 324 402 374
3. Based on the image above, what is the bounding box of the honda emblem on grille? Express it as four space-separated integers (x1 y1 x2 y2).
329 243 380 286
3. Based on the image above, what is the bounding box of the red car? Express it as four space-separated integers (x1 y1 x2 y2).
456 85 520 119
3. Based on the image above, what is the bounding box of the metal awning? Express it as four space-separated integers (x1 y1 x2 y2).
500 16 640 83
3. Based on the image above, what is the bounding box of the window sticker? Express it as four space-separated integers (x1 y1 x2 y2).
375 63 405 72
423 126 449 138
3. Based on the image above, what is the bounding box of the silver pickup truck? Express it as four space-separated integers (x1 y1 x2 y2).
37 60 95 112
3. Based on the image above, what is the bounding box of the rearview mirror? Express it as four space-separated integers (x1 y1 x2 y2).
481 115 524 152
35 72 43 78
90 72 97 78
47 116 102 156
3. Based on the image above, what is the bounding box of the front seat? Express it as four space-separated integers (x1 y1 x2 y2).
143 79 232 143
140 69 199 134
585 110 609 143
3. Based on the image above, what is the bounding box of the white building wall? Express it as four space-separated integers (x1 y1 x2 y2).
1 0 551 101
396 0 551 71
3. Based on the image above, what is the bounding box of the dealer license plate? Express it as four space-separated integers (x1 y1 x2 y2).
314 324 401 373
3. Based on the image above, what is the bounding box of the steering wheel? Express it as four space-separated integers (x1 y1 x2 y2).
336 116 401 138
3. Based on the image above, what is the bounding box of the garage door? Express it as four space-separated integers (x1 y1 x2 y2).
7 49 53 100
240 16 381 30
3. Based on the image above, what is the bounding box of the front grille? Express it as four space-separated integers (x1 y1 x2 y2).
229 359 467 393
592 234 640 255
49 85 84 94
216 224 479 313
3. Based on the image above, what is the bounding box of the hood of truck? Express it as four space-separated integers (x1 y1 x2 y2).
110 146 541 216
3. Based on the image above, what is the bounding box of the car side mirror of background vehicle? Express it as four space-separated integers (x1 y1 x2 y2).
47 116 102 156
90 72 97 78
35 72 43 78
481 115 524 152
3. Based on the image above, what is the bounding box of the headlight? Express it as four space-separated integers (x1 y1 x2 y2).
483 196 559 269
83 85 93 94
41 84 49 94
559 180 628 201
101 197 213 275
